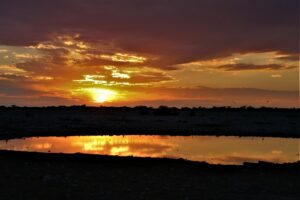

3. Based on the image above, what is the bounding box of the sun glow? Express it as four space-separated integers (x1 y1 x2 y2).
90 88 117 103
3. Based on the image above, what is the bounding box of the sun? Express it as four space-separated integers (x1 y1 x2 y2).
90 88 116 103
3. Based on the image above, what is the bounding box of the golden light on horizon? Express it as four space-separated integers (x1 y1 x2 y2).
90 88 117 103
70 87 121 104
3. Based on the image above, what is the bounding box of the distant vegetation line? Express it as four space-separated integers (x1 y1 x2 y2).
0 105 298 112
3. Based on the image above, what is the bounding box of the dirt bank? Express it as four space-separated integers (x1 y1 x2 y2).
0 150 299 200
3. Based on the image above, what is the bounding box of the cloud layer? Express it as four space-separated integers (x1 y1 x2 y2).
0 0 298 107
0 0 298 67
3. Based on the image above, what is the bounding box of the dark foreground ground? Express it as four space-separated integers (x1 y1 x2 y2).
0 150 299 200
0 106 299 139
0 107 298 199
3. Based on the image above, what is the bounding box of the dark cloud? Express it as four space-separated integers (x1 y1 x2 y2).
0 80 43 96
0 0 298 68
150 86 299 100
129 72 174 83
217 63 297 71
75 58 135 68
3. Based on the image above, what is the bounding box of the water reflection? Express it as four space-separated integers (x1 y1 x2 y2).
0 135 298 165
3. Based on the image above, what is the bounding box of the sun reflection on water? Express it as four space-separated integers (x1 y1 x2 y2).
0 135 298 165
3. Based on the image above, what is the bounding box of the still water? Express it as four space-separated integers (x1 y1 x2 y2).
0 135 298 165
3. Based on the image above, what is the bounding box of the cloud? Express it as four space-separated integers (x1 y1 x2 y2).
217 63 297 71
0 80 44 96
0 0 298 107
277 54 299 61
271 74 282 78
149 86 298 100
73 70 175 87
0 65 27 75
0 0 298 68
0 77 298 107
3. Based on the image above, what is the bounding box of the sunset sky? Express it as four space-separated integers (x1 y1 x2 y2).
0 0 298 107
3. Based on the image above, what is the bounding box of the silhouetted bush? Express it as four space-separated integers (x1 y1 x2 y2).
0 105 298 113
153 106 179 116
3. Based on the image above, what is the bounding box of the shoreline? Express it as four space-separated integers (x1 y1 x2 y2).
0 107 299 140
1 132 299 141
